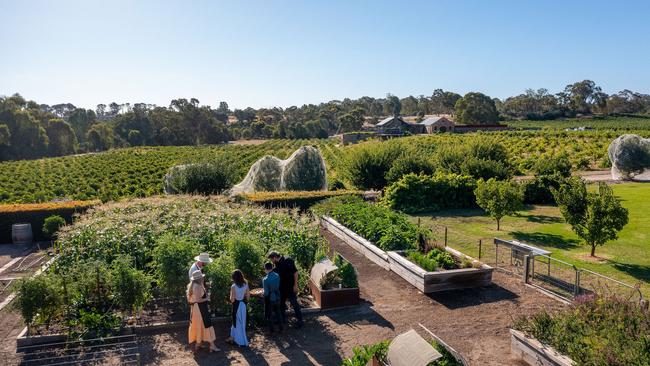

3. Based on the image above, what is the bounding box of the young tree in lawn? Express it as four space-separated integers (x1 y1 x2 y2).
474 178 523 230
552 178 628 257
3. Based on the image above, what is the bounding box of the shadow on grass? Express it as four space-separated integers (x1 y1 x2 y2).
426 283 518 310
511 231 580 250
411 208 485 218
524 214 563 224
610 261 650 284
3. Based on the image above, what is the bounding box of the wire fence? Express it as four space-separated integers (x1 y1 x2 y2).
17 334 140 366
422 222 645 303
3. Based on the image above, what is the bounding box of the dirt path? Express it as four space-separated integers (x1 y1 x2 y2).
133 229 563 366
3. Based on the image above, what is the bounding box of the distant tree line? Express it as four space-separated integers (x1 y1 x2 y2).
2 79 650 161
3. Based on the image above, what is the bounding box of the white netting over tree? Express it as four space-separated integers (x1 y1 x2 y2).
229 146 328 195
608 134 650 180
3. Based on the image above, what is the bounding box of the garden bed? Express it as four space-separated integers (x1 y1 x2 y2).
387 248 493 293
320 216 389 270
309 279 359 310
510 329 573 366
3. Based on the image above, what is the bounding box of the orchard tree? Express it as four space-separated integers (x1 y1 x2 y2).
46 118 78 156
474 178 523 230
454 92 499 124
552 178 628 257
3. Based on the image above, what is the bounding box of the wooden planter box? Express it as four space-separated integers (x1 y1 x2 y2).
320 216 390 270
510 329 574 366
309 279 360 310
387 248 493 293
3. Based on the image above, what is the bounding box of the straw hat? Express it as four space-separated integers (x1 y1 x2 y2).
194 252 213 263
191 270 204 281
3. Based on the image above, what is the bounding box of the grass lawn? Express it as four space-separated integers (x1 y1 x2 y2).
409 182 650 297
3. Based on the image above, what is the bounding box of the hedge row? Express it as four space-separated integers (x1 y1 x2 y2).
238 190 363 210
0 200 99 242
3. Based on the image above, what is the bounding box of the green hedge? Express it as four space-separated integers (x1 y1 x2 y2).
239 190 363 210
382 173 477 213
0 200 99 242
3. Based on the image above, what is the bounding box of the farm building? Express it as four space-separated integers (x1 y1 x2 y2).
420 116 456 133
375 116 425 135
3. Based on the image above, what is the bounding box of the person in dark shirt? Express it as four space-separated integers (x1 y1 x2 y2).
268 250 303 328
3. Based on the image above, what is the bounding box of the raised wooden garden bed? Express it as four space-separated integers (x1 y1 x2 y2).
309 279 359 310
320 216 390 270
387 248 493 293
510 329 574 366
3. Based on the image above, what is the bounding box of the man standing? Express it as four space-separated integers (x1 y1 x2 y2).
268 251 303 328
262 262 283 333
189 252 213 280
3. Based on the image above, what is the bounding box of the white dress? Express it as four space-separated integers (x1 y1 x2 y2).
230 283 249 346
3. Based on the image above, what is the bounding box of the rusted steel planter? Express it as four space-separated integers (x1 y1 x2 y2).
387 248 493 293
309 279 360 310
510 329 574 366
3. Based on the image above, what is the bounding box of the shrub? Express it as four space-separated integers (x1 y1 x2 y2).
385 155 436 184
514 296 649 365
109 255 151 314
434 139 513 181
42 215 66 239
14 275 62 333
164 159 236 195
460 157 512 180
239 190 363 210
227 234 264 285
312 196 418 251
152 234 199 298
343 142 402 189
382 173 477 213
204 255 235 314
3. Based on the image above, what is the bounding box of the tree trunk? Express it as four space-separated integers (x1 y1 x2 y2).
590 244 596 257
496 218 500 231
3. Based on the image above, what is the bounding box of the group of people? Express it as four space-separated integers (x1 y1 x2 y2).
186 251 303 353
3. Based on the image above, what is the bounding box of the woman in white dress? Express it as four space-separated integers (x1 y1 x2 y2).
228 269 250 347
187 270 219 353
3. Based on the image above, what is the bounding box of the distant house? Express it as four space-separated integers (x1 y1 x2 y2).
375 116 425 135
419 116 456 133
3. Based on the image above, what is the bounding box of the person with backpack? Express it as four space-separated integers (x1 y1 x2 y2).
262 262 283 333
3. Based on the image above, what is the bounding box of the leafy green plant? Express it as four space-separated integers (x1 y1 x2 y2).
14 275 62 333
152 233 199 298
109 255 151 315
227 234 264 285
407 247 458 272
514 295 649 365
313 196 418 251
204 255 235 314
164 159 236 195
42 214 66 239
342 340 390 366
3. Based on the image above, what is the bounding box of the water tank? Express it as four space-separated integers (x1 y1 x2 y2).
12 223 33 244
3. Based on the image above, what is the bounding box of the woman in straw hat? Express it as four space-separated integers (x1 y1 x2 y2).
187 269 220 353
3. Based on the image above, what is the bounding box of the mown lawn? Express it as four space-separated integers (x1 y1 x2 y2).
409 182 650 296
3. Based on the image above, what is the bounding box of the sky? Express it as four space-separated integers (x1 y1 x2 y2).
1 0 650 110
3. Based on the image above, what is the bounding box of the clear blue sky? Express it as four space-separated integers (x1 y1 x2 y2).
1 0 649 110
